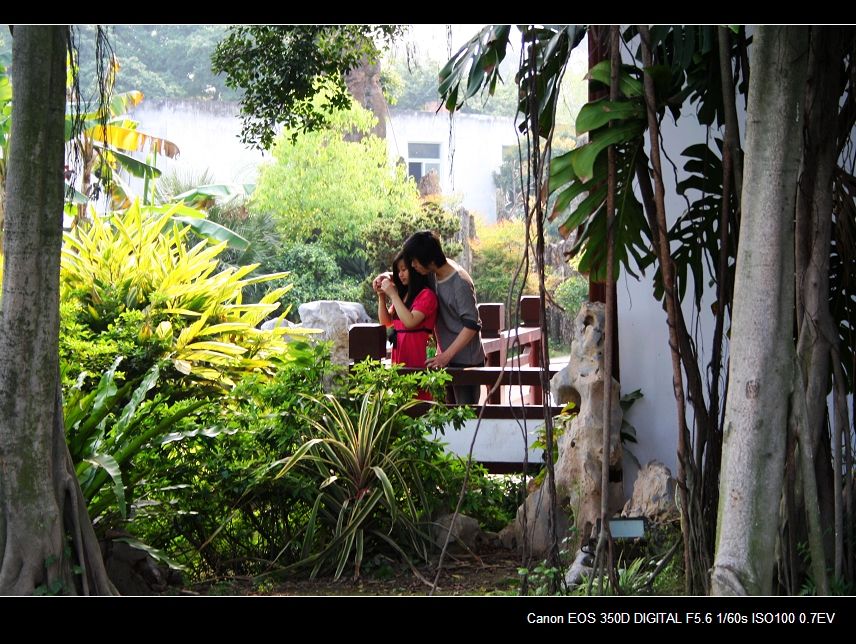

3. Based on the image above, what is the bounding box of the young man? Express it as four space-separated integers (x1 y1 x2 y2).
402 230 485 404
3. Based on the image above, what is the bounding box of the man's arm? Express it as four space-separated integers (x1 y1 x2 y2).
426 326 477 368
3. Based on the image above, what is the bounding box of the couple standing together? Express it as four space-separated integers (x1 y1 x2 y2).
373 230 485 404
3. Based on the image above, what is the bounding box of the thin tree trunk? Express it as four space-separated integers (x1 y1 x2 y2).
793 27 848 586
703 31 738 557
781 428 800 594
0 26 115 595
592 25 620 594
718 27 743 213
638 26 710 595
712 26 808 596
830 350 849 579
791 364 830 594
796 28 843 457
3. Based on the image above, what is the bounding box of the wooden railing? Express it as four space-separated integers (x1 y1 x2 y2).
348 297 562 472
348 296 562 421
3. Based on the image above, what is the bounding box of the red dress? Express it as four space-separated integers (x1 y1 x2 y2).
391 288 437 400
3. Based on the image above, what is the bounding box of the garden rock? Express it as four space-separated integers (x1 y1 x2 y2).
622 460 678 523
101 539 182 596
550 301 624 542
564 548 594 589
498 484 569 556
431 513 482 552
297 300 372 364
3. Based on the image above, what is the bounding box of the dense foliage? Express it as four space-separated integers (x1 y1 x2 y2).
57 202 308 530
251 102 421 281
128 358 517 579
470 217 536 306
71 25 235 102
212 25 405 149
363 199 462 275
385 56 519 116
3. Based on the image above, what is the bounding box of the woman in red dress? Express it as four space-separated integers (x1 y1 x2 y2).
376 253 438 400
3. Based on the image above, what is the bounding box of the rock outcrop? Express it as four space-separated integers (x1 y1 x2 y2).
551 301 624 541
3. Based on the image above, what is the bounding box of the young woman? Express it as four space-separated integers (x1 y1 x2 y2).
376 252 437 399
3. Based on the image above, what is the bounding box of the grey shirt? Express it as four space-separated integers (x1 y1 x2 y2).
434 268 486 367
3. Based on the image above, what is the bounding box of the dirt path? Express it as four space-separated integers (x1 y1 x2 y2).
194 547 522 596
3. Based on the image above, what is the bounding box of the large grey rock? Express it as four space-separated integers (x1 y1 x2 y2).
296 301 372 364
260 317 297 332
498 484 568 557
550 302 624 542
431 513 483 552
298 300 371 326
622 460 678 523
101 539 182 596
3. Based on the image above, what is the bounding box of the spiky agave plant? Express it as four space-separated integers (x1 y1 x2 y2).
274 390 433 579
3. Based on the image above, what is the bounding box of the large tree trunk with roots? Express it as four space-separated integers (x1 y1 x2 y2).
712 26 809 596
0 26 115 595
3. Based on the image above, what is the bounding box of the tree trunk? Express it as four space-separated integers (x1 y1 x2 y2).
793 28 850 584
638 26 712 594
711 26 809 596
0 26 115 595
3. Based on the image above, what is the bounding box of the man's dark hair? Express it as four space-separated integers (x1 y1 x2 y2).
402 230 447 269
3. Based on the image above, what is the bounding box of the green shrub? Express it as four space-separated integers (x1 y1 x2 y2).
277 243 362 319
58 200 316 535
471 217 536 308
61 200 310 387
252 102 421 270
363 199 462 275
553 275 588 319
128 342 333 576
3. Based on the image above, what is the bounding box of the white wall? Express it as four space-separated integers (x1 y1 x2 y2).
617 106 734 483
130 101 519 225
439 418 544 464
386 109 519 222
129 100 267 185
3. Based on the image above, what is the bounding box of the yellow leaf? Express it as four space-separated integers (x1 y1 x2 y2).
173 359 192 375
185 341 248 356
85 124 180 158
156 321 173 340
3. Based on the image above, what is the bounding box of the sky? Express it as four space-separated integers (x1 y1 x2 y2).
386 25 534 68
399 24 489 61
390 24 588 82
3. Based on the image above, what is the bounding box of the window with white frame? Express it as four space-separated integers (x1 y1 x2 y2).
406 142 441 183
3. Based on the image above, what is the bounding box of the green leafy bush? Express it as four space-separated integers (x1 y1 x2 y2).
58 200 313 534
277 243 362 319
251 102 421 271
363 199 462 275
130 359 523 581
553 275 588 318
471 217 537 308
61 200 310 387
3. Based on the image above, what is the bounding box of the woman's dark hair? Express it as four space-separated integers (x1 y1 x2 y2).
402 230 447 269
392 251 432 306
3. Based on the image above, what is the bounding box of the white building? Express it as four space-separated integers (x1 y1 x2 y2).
129 99 267 186
128 102 518 227
385 108 518 222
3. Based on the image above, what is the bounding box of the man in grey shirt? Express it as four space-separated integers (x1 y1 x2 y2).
402 230 485 404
